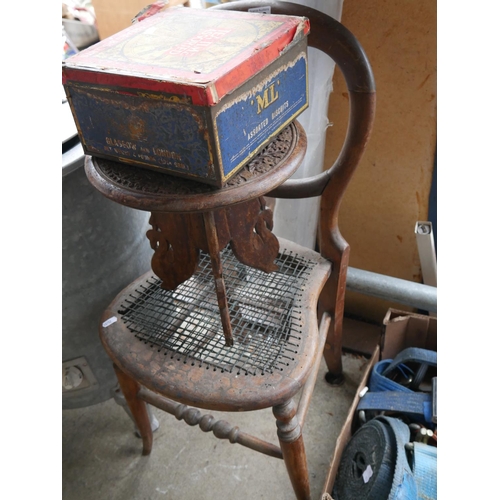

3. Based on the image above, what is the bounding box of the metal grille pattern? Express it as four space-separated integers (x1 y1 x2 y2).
117 247 316 375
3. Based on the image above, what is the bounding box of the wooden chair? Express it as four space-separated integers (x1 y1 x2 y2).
87 2 375 499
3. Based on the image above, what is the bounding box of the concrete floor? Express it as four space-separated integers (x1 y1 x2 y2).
62 354 368 500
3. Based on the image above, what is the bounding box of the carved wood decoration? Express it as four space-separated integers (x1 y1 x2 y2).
228 197 279 273
146 213 201 291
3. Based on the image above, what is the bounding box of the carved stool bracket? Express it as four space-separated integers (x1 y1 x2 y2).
147 196 278 289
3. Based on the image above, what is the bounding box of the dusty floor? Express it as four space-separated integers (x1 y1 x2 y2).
62 354 368 500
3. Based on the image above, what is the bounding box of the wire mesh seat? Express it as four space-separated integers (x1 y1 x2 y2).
118 247 313 377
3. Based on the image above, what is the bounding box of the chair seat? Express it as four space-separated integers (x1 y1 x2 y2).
99 238 331 412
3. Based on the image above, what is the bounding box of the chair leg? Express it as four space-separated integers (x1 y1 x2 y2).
322 309 345 386
113 363 153 455
273 400 311 500
319 255 349 386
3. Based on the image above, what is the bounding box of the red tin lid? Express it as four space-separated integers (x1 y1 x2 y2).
62 7 309 106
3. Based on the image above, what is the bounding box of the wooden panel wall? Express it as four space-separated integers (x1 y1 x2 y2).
324 0 437 322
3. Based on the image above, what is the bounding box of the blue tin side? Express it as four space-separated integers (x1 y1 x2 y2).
67 86 216 182
215 52 308 179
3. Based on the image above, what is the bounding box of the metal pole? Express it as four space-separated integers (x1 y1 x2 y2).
346 267 437 313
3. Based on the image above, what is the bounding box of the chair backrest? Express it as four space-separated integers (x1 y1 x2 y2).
212 0 376 265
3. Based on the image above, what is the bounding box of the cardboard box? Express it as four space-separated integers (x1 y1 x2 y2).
380 308 437 360
321 309 437 498
62 7 309 187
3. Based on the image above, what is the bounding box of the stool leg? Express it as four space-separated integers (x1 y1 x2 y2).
203 210 233 346
273 400 311 500
113 364 153 456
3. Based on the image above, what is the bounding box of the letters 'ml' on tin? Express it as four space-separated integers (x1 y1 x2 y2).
62 7 310 187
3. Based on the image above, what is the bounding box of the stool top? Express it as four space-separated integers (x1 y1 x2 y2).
84 121 306 213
